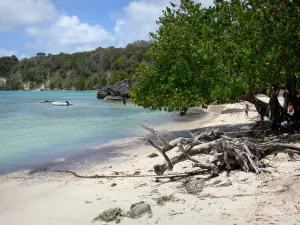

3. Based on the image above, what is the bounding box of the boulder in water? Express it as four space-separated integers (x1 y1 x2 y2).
97 79 133 99
40 100 55 103
104 96 123 101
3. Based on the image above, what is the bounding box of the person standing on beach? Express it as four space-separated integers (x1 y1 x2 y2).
288 102 294 115
245 103 249 117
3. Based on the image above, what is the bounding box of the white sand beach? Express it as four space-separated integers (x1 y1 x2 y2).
1 100 300 225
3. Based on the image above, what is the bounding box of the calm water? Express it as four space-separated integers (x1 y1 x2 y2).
0 91 173 173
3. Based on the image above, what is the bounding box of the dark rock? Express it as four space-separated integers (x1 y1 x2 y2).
126 202 152 219
184 179 205 194
104 96 123 100
40 100 55 103
92 207 123 223
136 182 147 188
111 183 117 187
156 195 176 206
147 153 159 158
97 79 133 99
133 171 141 175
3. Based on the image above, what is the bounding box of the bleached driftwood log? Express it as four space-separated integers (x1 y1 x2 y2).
142 123 300 175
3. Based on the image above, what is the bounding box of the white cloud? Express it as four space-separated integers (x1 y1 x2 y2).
0 0 57 31
0 48 28 59
0 0 214 56
26 15 117 54
113 0 214 46
0 0 116 54
0 48 17 57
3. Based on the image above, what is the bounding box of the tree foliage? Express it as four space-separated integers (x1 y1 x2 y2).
0 40 150 90
131 0 300 118
0 55 19 78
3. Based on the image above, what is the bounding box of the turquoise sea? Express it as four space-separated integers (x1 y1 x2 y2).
0 91 174 174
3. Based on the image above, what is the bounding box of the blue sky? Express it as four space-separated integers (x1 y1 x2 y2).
0 0 213 59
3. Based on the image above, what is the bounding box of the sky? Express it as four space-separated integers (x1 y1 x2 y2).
0 0 213 59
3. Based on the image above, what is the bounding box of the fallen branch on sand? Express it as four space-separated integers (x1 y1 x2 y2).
29 123 299 184
28 168 214 181
142 123 300 176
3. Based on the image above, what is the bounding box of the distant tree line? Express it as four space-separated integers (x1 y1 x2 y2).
0 40 151 90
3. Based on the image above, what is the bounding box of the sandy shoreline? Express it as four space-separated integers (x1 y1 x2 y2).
1 101 300 225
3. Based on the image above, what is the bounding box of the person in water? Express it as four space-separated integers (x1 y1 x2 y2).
65 101 70 106
122 96 127 105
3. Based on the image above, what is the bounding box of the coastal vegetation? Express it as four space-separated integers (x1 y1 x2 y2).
0 40 150 91
131 0 300 127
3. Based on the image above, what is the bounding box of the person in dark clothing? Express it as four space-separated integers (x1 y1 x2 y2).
122 96 127 105
65 101 70 106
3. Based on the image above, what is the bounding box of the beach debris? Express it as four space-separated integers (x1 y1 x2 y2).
211 179 222 185
92 207 123 223
126 201 152 219
133 171 141 175
184 179 205 194
135 182 147 188
141 123 300 177
148 153 159 158
111 183 117 187
205 179 222 187
156 194 177 206
168 210 184 216
85 201 93 204
215 179 232 187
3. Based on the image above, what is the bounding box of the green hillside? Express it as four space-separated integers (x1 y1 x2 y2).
0 40 150 90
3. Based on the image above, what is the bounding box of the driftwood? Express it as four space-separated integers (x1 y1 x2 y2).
142 123 300 176
28 167 211 180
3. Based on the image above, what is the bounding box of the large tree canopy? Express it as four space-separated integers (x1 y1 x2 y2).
131 0 300 123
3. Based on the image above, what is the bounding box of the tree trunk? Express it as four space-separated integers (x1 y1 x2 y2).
268 93 285 132
285 75 300 121
242 95 269 122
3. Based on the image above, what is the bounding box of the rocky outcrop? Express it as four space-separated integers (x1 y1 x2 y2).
97 79 132 99
0 77 6 89
104 96 123 100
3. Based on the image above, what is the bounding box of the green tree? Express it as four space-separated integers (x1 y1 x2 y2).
132 0 300 124
12 82 24 90
108 71 129 83
84 80 93 90
132 1 216 114
75 80 85 90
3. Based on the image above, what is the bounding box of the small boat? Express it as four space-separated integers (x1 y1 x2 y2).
52 101 73 106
